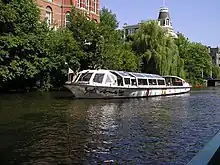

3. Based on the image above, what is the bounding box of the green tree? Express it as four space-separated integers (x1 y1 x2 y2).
99 7 139 71
0 0 51 91
175 33 212 84
68 7 139 72
100 7 119 30
132 20 184 77
212 64 220 79
186 43 211 81
68 7 104 70
174 33 190 59
46 28 83 89
0 0 83 91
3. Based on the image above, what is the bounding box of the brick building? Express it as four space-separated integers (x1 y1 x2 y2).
35 0 100 27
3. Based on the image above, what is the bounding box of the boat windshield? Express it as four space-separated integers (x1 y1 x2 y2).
78 72 93 82
110 71 123 86
93 73 105 84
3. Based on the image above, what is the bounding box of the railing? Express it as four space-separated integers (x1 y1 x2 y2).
187 130 220 165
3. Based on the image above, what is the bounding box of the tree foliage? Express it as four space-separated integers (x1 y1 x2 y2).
100 7 119 30
212 64 220 79
68 7 139 71
175 33 212 83
0 0 50 90
132 20 185 77
0 0 82 91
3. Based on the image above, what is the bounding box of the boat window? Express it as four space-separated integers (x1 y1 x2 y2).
93 73 105 83
124 78 130 85
110 74 115 81
138 79 148 85
157 80 165 85
148 79 157 85
118 78 123 86
165 77 172 85
131 79 137 86
105 75 112 83
78 72 93 81
173 78 183 86
110 71 123 86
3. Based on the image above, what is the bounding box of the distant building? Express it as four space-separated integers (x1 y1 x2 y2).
123 6 177 39
157 7 177 38
35 0 100 28
208 47 220 67
123 23 140 39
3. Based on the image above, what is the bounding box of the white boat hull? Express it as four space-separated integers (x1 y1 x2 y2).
64 83 191 99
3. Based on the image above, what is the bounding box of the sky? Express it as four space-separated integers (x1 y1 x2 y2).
100 0 220 47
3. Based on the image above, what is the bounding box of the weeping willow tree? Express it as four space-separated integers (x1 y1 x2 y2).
132 20 185 77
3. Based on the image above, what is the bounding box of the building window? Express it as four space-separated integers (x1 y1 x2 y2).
166 19 169 26
77 0 81 7
46 6 52 25
85 0 89 10
65 12 71 27
163 20 165 26
94 0 97 13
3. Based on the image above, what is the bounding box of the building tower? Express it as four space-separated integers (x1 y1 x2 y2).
157 4 177 38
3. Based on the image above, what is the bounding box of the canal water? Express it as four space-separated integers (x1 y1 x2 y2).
1 88 220 165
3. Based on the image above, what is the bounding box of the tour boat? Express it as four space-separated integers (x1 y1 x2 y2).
64 69 192 99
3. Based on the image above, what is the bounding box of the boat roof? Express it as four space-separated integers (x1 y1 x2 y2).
163 75 185 81
78 69 164 79
128 72 163 79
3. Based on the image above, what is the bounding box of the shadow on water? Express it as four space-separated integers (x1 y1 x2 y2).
0 89 220 164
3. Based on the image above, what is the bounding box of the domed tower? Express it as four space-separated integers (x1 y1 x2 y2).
158 7 177 38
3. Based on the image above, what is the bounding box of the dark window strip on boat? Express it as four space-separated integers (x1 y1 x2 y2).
138 79 148 85
148 79 157 85
158 80 165 85
124 78 130 85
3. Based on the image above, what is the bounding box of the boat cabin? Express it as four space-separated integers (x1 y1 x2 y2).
73 69 167 88
163 76 186 86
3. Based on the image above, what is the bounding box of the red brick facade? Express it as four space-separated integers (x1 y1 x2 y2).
35 0 100 27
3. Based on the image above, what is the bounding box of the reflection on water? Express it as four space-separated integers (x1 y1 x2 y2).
0 89 220 164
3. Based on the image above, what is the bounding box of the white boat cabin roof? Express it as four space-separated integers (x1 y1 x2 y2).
78 69 164 79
